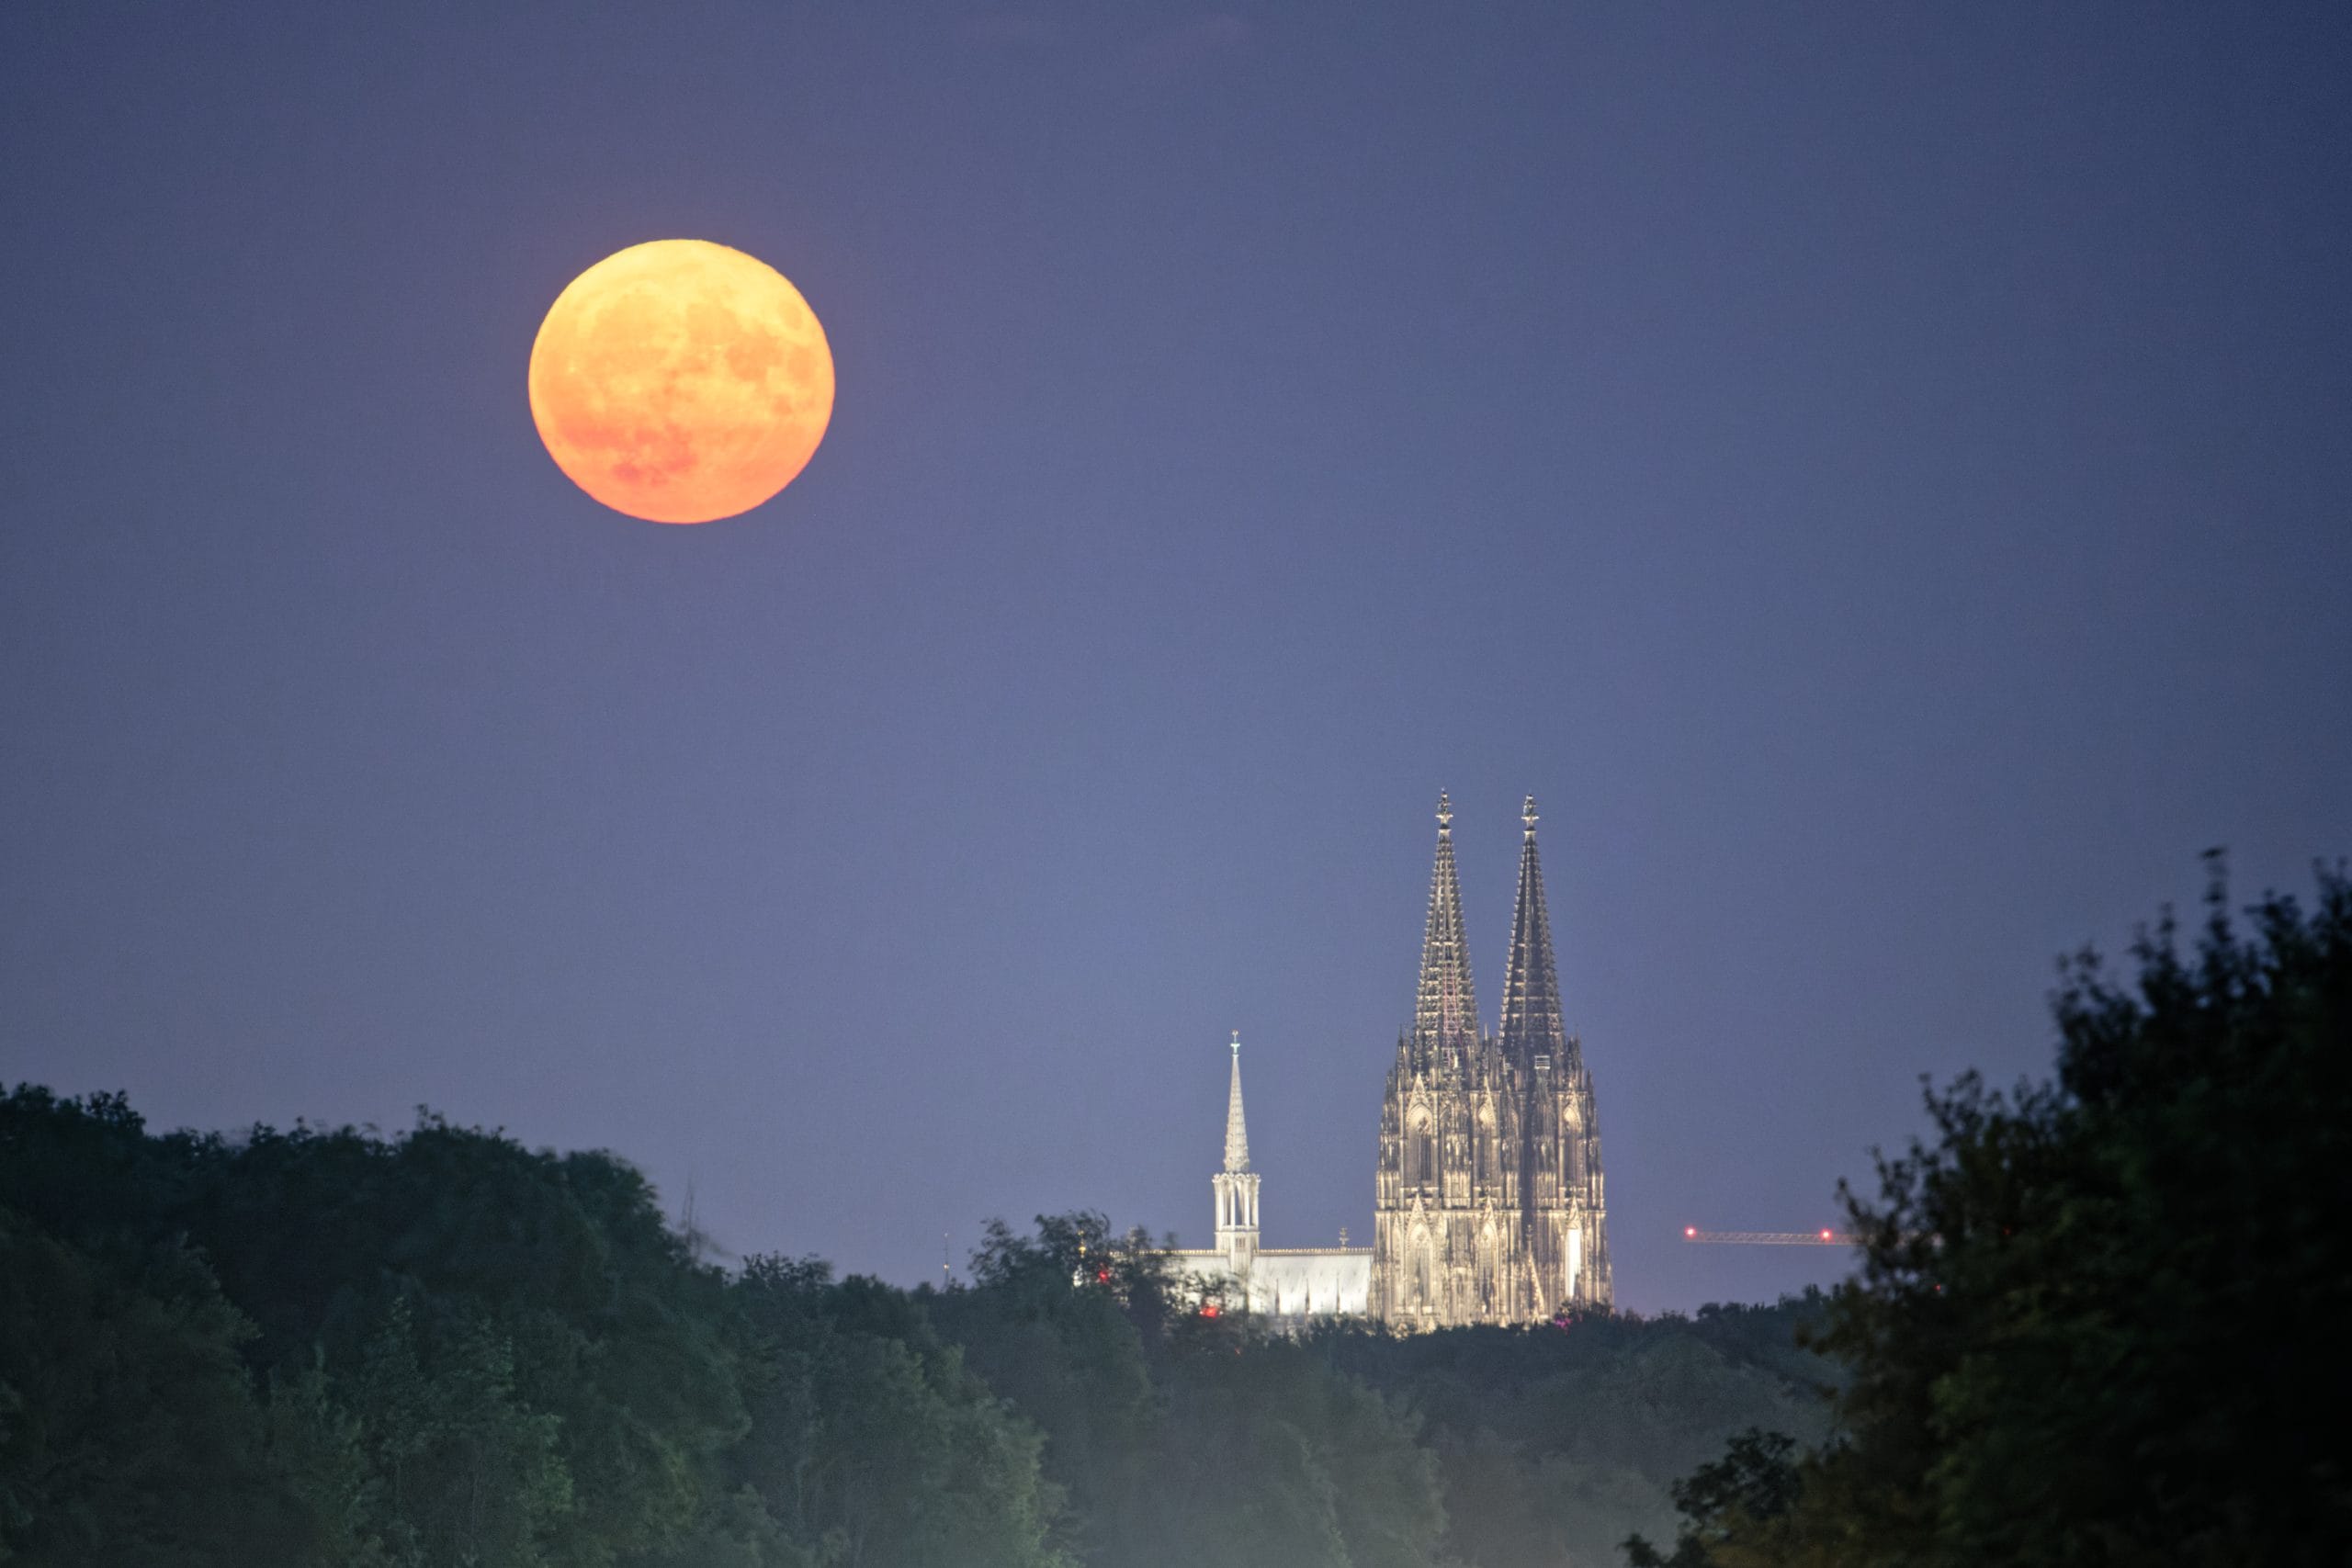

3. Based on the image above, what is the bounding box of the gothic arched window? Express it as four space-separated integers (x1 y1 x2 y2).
1408 1107 1435 1188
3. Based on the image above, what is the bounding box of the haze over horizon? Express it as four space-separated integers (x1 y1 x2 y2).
5 4 2347 1314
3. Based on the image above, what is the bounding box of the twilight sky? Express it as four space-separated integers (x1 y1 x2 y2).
3 4 2346 1313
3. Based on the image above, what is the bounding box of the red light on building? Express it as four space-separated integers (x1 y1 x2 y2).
1200 1303 1220 1318
1819 1229 1833 1241
1683 1225 1697 1238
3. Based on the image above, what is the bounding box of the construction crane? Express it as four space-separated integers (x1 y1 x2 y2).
1681 1226 1848 1246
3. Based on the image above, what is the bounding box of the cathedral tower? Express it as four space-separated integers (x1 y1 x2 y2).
1499 796 1611 1311
1372 794 1612 1326
1373 795 1530 1326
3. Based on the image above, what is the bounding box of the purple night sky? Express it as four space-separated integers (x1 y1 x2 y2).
4 5 2346 1312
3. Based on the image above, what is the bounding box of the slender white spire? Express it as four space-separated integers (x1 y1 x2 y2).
1223 1031 1250 1173
1212 1031 1261 1270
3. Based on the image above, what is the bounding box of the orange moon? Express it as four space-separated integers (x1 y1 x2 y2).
527 240 834 524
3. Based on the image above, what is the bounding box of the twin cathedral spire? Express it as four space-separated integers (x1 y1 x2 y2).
1499 796 1571 1069
1413 794 1480 1055
1411 792 1578 1071
1373 793 1611 1324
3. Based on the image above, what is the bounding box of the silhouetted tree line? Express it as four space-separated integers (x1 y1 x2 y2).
5 864 2336 1566
0 1087 1825 1566
1628 862 2351 1567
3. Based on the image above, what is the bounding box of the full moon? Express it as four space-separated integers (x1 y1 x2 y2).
527 240 834 524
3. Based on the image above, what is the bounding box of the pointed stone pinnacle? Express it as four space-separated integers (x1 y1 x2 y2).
1499 803 1567 1064
1415 805 1478 1052
1223 1034 1250 1173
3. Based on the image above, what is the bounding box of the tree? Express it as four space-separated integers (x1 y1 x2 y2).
167 1114 759 1565
933 1214 1450 1568
1316 1304 1834 1568
1156 1336 1444 1568
928 1215 1166 1564
0 1205 313 1566
729 1256 1067 1568
344 1296 573 1567
1640 861 2352 1566
1620 1431 1801 1568
0 1092 775 1567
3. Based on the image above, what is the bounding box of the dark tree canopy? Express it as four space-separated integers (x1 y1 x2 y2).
1631 863 2352 1567
0 1090 1827 1567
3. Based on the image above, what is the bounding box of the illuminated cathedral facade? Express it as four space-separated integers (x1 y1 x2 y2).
1178 795 1612 1328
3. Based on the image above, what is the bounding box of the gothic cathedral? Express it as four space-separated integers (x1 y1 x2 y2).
1370 794 1612 1325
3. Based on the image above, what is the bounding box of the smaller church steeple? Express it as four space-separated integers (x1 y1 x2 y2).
1223 1031 1250 1173
1212 1032 1261 1271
